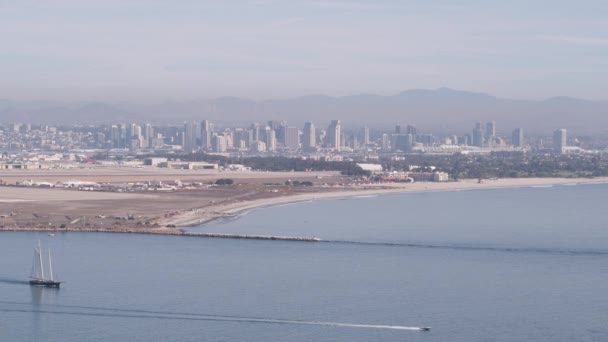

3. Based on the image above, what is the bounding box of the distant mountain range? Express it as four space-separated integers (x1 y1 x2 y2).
1 88 607 134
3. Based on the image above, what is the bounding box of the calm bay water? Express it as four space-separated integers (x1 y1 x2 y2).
1 184 608 341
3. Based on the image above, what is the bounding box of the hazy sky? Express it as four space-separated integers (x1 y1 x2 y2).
1 0 607 101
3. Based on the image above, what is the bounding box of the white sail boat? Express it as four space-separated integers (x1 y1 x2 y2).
29 240 61 288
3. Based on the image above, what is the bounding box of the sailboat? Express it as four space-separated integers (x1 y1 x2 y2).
29 240 61 288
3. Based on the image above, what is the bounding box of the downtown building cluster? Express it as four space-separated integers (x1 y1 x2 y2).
0 120 578 156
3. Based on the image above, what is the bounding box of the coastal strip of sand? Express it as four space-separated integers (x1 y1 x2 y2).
158 177 608 227
2 177 607 237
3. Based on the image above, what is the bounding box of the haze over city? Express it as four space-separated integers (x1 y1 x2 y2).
2 2 608 342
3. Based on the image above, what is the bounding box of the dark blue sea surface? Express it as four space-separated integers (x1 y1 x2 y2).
1 183 608 341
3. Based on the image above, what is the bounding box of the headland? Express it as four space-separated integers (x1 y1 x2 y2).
1 166 606 237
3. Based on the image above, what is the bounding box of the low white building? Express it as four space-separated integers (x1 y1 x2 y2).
356 163 383 173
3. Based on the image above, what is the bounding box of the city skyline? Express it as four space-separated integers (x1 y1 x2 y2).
2 87 608 135
3 2 608 341
2 117 581 156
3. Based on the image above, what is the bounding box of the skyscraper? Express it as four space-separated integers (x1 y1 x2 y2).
303 122 316 150
485 121 496 144
265 128 276 151
109 124 127 148
284 126 300 149
268 120 287 143
250 123 260 142
395 124 402 134
512 128 524 148
381 133 390 151
392 134 413 152
183 121 196 153
143 123 153 148
362 126 370 145
553 128 567 154
327 120 341 151
472 122 484 147
406 125 418 142
212 134 227 153
233 129 250 149
110 125 120 148
201 120 211 150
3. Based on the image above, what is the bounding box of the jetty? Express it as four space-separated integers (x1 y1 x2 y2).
183 232 321 242
0 226 321 242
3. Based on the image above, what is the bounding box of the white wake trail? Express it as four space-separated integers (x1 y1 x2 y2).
229 317 428 331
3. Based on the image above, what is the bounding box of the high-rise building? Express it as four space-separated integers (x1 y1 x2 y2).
265 128 276 151
395 124 402 134
284 126 300 149
224 131 234 148
250 123 260 142
472 123 484 147
303 122 316 150
110 125 120 148
183 121 196 153
362 126 370 145
419 134 435 145
129 123 141 140
351 134 359 149
392 134 413 152
212 134 227 153
485 121 496 144
143 124 153 148
250 141 266 153
553 128 567 154
9 123 21 132
110 124 127 148
512 128 524 148
381 134 390 151
327 120 341 151
268 120 287 143
200 120 211 150
406 125 418 142
233 129 250 149
127 124 142 151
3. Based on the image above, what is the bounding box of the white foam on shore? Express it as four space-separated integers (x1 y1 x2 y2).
271 200 312 208
353 195 378 199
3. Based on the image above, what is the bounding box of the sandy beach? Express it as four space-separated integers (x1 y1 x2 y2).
158 177 608 227
1 168 607 235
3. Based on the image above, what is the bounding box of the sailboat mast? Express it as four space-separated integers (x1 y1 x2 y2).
38 241 45 280
48 248 54 281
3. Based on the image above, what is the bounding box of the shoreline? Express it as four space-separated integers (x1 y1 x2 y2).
162 177 608 228
0 226 321 242
2 177 608 238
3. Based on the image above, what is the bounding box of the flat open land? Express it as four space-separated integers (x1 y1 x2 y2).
1 166 607 235
0 167 345 230
0 167 339 184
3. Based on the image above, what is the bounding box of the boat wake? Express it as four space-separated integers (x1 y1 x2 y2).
0 301 429 331
322 240 608 256
0 277 30 285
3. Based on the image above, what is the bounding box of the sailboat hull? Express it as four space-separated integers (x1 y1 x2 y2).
29 279 61 288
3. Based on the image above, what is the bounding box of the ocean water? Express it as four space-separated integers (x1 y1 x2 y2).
1 183 608 341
